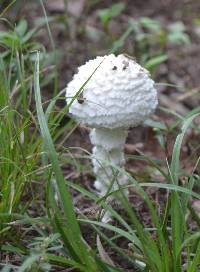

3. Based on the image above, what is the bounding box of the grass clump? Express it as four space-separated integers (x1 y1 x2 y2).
0 1 200 271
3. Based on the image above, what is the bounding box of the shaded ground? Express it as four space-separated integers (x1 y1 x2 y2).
1 0 200 270
8 0 200 92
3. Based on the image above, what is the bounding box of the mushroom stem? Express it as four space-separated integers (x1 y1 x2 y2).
89 127 129 196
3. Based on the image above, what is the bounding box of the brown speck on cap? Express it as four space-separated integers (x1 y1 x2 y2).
122 60 129 70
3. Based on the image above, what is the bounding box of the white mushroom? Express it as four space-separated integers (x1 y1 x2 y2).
66 54 158 198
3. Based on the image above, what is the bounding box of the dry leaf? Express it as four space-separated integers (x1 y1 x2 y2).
96 235 114 266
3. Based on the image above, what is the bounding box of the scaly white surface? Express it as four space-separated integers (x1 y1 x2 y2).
90 128 127 151
90 128 128 196
66 54 158 129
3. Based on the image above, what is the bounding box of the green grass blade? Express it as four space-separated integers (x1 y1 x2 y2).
187 241 200 272
33 51 97 271
170 113 200 184
170 112 200 270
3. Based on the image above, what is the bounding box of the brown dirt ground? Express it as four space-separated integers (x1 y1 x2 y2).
1 0 200 270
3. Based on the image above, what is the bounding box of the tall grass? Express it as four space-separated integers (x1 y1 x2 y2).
1 53 200 271
1 1 200 271
30 52 200 271
0 52 41 239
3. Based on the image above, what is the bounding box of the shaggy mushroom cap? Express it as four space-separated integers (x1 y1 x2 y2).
66 54 157 129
